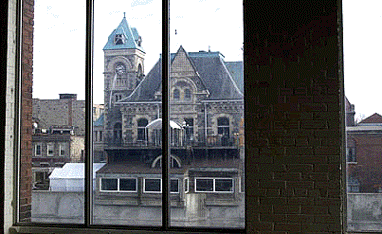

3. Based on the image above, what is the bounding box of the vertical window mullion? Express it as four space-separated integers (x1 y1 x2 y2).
162 0 170 229
85 0 94 227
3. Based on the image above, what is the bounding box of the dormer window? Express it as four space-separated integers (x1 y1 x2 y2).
114 34 126 45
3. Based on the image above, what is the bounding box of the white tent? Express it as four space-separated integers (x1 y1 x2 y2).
49 163 106 192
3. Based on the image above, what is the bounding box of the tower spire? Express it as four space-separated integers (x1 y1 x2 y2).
123 12 126 18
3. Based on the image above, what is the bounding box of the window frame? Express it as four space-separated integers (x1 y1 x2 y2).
184 177 189 193
137 118 148 141
217 117 230 137
34 143 42 157
100 177 138 193
10 0 246 232
46 142 54 156
143 178 162 194
100 178 118 192
58 142 67 156
195 177 234 193
119 177 138 192
184 88 191 100
170 178 179 194
173 88 180 100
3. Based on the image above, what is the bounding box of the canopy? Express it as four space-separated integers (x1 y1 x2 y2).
49 163 106 191
145 118 182 129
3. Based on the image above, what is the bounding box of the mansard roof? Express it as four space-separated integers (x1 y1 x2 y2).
103 16 144 52
119 46 243 103
224 61 243 93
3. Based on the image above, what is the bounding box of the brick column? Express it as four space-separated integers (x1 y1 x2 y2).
245 1 342 233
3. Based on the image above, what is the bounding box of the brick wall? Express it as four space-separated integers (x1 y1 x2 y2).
33 99 86 136
245 1 343 233
348 134 382 192
19 0 34 222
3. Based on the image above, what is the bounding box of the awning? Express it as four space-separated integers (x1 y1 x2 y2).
145 118 182 129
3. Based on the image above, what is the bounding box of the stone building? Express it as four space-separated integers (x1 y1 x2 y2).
93 16 245 226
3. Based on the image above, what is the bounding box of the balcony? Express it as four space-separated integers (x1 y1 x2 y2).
104 134 241 149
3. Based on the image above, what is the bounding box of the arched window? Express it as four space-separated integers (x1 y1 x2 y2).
173 88 180 100
184 118 194 142
113 122 122 141
184 88 191 100
152 155 181 168
217 117 230 138
136 64 143 86
137 118 148 141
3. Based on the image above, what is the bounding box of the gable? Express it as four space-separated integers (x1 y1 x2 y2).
170 46 208 93
359 113 382 124
119 46 243 103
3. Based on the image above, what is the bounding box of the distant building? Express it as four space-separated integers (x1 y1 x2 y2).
93 16 244 226
32 16 245 227
346 99 382 192
32 94 105 189
33 94 85 136
93 113 106 163
32 126 84 190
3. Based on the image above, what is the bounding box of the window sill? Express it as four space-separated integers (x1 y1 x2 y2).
10 225 245 234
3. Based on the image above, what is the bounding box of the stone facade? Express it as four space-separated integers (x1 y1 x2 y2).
92 17 245 227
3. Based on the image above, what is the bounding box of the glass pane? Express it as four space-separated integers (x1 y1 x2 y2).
23 0 86 224
344 0 382 232
170 179 179 193
92 0 162 226
170 0 244 228
144 179 161 193
215 179 233 192
120 178 137 191
195 179 213 192
101 178 118 191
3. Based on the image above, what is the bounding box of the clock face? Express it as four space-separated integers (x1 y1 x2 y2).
116 64 126 75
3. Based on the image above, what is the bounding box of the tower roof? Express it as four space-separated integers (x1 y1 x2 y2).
103 15 144 52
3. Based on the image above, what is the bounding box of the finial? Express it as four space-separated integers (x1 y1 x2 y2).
123 12 126 18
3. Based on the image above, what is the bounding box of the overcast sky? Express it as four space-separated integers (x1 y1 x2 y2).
343 0 382 121
32 0 243 104
33 0 379 120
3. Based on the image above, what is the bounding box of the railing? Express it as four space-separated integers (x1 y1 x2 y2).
103 135 241 148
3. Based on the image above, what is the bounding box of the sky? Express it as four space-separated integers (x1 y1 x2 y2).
343 0 382 121
32 0 379 121
32 0 243 104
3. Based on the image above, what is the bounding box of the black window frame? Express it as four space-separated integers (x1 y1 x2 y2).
12 0 246 232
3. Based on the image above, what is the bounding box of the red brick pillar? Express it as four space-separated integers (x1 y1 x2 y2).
19 0 34 222
245 1 342 233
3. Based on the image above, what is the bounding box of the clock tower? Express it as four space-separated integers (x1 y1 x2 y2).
103 14 145 142
103 14 145 107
